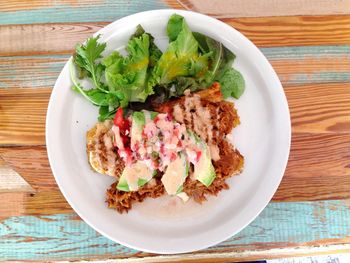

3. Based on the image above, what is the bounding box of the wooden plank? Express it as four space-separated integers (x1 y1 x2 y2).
288 83 350 133
0 55 67 89
0 146 56 191
222 15 350 47
1 200 350 261
0 88 50 146
176 0 350 18
0 157 34 193
0 131 350 219
0 191 72 220
0 0 167 25
2 82 350 145
274 133 350 201
3 16 350 57
44 244 350 262
0 23 105 56
2 46 350 89
2 0 350 25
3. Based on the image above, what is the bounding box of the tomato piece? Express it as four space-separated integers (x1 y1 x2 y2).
121 135 129 146
114 107 124 127
196 151 202 162
124 147 133 164
170 152 177 162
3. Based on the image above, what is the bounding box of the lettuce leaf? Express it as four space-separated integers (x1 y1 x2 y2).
150 14 208 86
103 31 152 103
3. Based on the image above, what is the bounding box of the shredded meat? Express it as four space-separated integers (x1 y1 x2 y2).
102 83 244 213
106 178 165 213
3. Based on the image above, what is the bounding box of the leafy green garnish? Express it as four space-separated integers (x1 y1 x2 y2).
150 14 208 86
70 14 245 121
216 68 245 99
192 32 244 99
73 35 107 93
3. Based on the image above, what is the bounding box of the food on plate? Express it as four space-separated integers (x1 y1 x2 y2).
71 14 245 213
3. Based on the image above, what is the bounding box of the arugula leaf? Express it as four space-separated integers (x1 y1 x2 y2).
98 106 117 122
73 35 107 93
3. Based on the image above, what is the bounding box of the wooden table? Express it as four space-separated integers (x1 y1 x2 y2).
1 0 350 262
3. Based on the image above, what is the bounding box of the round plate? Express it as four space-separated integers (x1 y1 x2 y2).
46 9 291 254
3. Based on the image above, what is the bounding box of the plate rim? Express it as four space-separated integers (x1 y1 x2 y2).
46 8 291 254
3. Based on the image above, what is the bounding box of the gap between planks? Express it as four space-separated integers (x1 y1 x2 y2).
3 15 350 56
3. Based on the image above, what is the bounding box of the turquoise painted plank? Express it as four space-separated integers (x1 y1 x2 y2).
260 45 350 60
2 45 350 89
0 0 167 25
1 200 350 260
0 55 68 89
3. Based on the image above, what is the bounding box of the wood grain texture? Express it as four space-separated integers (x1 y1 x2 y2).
3 15 350 56
2 0 350 25
0 130 349 218
2 82 350 145
2 46 350 89
0 88 51 146
274 133 350 201
176 0 350 18
0 157 34 193
1 1 350 261
0 191 72 220
1 200 350 261
288 83 350 133
0 23 105 56
0 146 56 191
0 0 167 25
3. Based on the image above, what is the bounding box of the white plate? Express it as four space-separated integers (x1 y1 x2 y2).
46 9 291 254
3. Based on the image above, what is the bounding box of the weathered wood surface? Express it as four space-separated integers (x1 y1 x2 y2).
1 0 350 262
178 0 350 18
3 16 350 56
2 81 350 145
1 0 350 24
1 200 350 261
2 46 350 89
1 130 350 219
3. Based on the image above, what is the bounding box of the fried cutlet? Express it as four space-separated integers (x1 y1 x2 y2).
87 83 244 213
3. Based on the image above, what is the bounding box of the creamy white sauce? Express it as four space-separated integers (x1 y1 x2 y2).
161 156 185 195
143 110 152 123
103 131 116 176
173 104 184 123
174 93 220 161
209 143 220 161
124 161 153 191
92 120 116 175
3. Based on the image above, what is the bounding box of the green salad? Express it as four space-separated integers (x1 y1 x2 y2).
70 14 245 121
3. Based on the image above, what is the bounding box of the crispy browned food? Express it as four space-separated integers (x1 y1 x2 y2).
153 82 222 113
86 120 124 177
106 178 165 213
98 84 244 213
184 140 244 203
